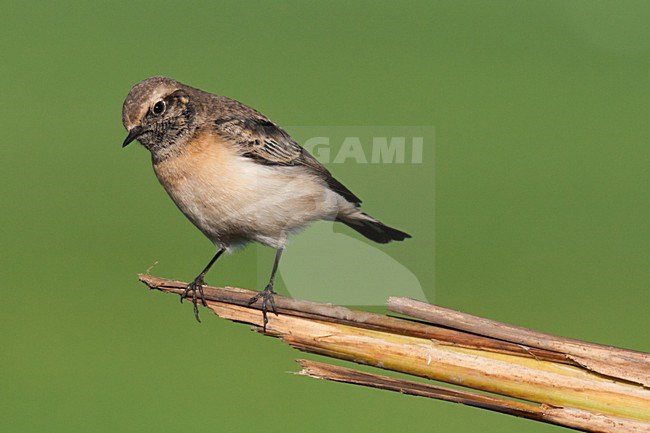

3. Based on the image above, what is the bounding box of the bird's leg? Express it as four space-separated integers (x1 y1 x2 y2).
181 248 225 322
248 247 284 332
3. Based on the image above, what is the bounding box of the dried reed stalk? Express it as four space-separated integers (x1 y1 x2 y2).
139 274 650 433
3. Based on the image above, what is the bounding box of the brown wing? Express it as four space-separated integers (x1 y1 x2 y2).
212 100 362 205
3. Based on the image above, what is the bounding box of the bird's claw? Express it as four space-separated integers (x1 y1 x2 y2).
248 284 278 332
180 276 207 322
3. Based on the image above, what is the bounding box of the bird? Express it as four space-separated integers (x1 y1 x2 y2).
121 76 411 329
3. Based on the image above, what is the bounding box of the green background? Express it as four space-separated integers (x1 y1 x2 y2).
1 1 648 432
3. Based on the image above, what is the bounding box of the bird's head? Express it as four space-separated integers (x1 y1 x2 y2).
121 76 197 158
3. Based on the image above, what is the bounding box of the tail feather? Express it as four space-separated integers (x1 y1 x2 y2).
336 212 411 244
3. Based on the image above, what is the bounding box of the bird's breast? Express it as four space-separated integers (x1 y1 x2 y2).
152 132 339 248
152 132 247 243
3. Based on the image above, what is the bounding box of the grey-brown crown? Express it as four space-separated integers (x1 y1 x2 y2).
121 76 183 131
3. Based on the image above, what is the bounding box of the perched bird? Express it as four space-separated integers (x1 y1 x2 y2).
121 76 410 329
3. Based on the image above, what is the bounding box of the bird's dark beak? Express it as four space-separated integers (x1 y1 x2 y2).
122 126 145 148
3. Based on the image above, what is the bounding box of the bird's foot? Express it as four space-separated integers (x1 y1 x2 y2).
180 275 207 322
247 284 278 332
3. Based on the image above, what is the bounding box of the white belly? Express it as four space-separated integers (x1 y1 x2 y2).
153 149 340 249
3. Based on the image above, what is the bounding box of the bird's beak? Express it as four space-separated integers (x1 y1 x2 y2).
122 125 145 148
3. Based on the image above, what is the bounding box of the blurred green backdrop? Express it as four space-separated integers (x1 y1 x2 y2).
1 1 648 432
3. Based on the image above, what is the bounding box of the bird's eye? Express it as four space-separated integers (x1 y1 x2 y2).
152 100 166 116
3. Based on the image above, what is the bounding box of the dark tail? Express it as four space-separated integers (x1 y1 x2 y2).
336 212 411 244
